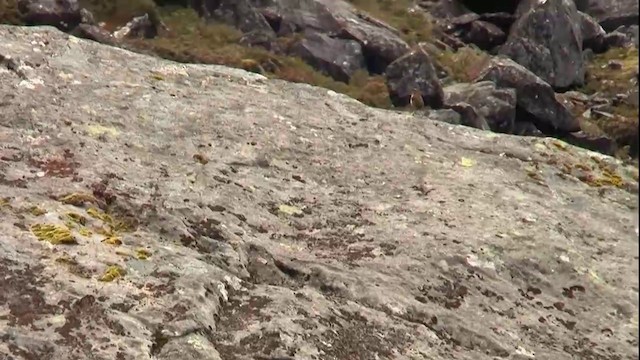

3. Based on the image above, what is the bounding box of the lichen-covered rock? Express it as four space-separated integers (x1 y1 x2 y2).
385 46 444 108
499 0 585 89
475 56 580 133
0 25 638 360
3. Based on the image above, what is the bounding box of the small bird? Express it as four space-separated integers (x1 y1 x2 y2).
409 89 425 111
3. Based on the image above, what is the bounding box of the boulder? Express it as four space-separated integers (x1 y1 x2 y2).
579 11 607 53
478 12 516 33
290 32 366 83
499 0 584 89
443 81 516 133
254 0 411 73
562 131 618 156
582 0 639 32
605 25 639 49
448 13 507 50
385 47 444 108
475 56 580 134
446 102 491 130
190 0 275 38
17 0 82 30
72 24 115 45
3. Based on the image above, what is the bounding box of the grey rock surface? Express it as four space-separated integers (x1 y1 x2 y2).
0 25 638 360
500 0 585 89
475 56 581 134
290 32 366 83
443 81 516 134
583 0 639 32
385 46 444 108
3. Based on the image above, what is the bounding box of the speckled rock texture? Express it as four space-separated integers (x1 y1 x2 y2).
0 25 638 360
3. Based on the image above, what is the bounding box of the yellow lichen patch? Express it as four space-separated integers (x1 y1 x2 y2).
98 265 126 282
0 197 10 208
87 207 113 223
102 236 122 246
64 212 88 226
79 228 93 237
31 224 77 245
135 248 152 260
29 206 47 216
59 192 98 207
552 140 569 151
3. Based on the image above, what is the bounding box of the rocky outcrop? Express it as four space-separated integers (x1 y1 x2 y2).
499 0 584 89
445 13 506 51
475 56 580 134
582 0 639 32
1 25 638 360
443 81 516 133
385 47 444 108
290 32 366 83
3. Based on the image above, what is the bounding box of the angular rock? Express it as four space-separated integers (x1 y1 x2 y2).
582 0 639 32
448 14 507 50
605 25 639 49
254 0 410 73
425 108 462 125
71 24 115 45
562 131 618 156
191 0 275 38
17 0 82 30
478 12 516 33
579 11 608 53
499 0 584 89
385 47 444 108
446 102 491 130
475 56 580 133
290 32 365 83
443 81 516 133
512 120 543 136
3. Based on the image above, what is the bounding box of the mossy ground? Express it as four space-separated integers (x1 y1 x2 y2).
579 47 639 159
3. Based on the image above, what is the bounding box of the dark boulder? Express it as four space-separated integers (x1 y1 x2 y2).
478 12 516 33
290 32 366 83
17 0 82 30
562 131 618 156
579 11 607 53
254 0 410 73
448 13 507 50
72 24 115 45
499 0 584 89
446 102 491 130
385 47 444 109
512 120 543 136
581 0 639 32
604 25 639 49
475 56 580 134
190 0 275 38
443 81 517 134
